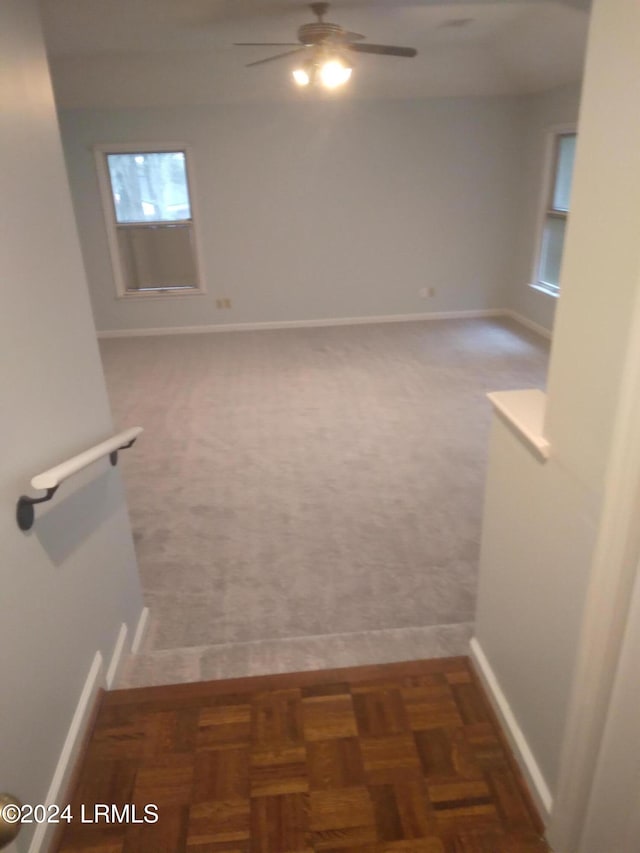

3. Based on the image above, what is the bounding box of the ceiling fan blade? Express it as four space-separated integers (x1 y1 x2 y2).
343 31 366 42
235 43 301 46
347 43 417 58
246 48 307 67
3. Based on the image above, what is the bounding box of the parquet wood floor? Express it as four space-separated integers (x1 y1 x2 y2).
56 658 550 853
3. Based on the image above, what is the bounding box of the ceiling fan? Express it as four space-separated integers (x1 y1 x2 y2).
234 2 417 88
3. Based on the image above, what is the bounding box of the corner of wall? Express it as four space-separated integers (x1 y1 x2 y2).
470 637 553 824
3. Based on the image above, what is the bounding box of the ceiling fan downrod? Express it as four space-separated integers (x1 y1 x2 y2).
310 2 330 22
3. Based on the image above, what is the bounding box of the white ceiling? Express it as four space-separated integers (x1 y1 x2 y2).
40 0 590 108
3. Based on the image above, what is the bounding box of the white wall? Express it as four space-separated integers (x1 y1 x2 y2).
579 555 640 853
0 2 143 849
474 0 640 839
475 421 599 798
508 83 583 333
59 96 524 333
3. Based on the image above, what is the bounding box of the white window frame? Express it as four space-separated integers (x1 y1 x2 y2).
529 123 577 299
94 142 206 300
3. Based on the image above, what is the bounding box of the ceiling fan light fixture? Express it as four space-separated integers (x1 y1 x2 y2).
319 58 352 89
292 67 311 86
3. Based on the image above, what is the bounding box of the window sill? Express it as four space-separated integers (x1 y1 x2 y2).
528 282 560 299
116 289 206 301
487 389 550 461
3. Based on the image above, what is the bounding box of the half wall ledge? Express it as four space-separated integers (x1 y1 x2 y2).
487 389 550 461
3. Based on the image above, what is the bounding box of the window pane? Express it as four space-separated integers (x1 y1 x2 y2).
106 151 191 223
117 224 197 291
539 215 566 288
552 134 577 212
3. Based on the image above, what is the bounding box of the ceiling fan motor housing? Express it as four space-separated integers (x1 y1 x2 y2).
297 22 344 46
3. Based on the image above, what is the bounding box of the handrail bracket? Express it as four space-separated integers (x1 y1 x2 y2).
109 436 137 467
16 487 59 532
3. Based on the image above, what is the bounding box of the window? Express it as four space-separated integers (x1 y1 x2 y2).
532 130 577 296
95 145 204 298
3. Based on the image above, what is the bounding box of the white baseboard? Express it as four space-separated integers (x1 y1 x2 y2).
131 605 150 654
504 310 553 341
105 622 129 689
27 652 105 853
97 308 553 342
470 637 553 823
96 309 504 339
27 609 150 851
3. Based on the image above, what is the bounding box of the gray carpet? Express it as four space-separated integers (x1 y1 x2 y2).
100 317 548 686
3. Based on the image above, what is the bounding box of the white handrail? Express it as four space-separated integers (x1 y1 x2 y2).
31 427 143 490
17 427 144 531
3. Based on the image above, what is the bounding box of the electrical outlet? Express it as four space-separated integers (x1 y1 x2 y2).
223 298 231 309
428 287 436 298
216 298 232 309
